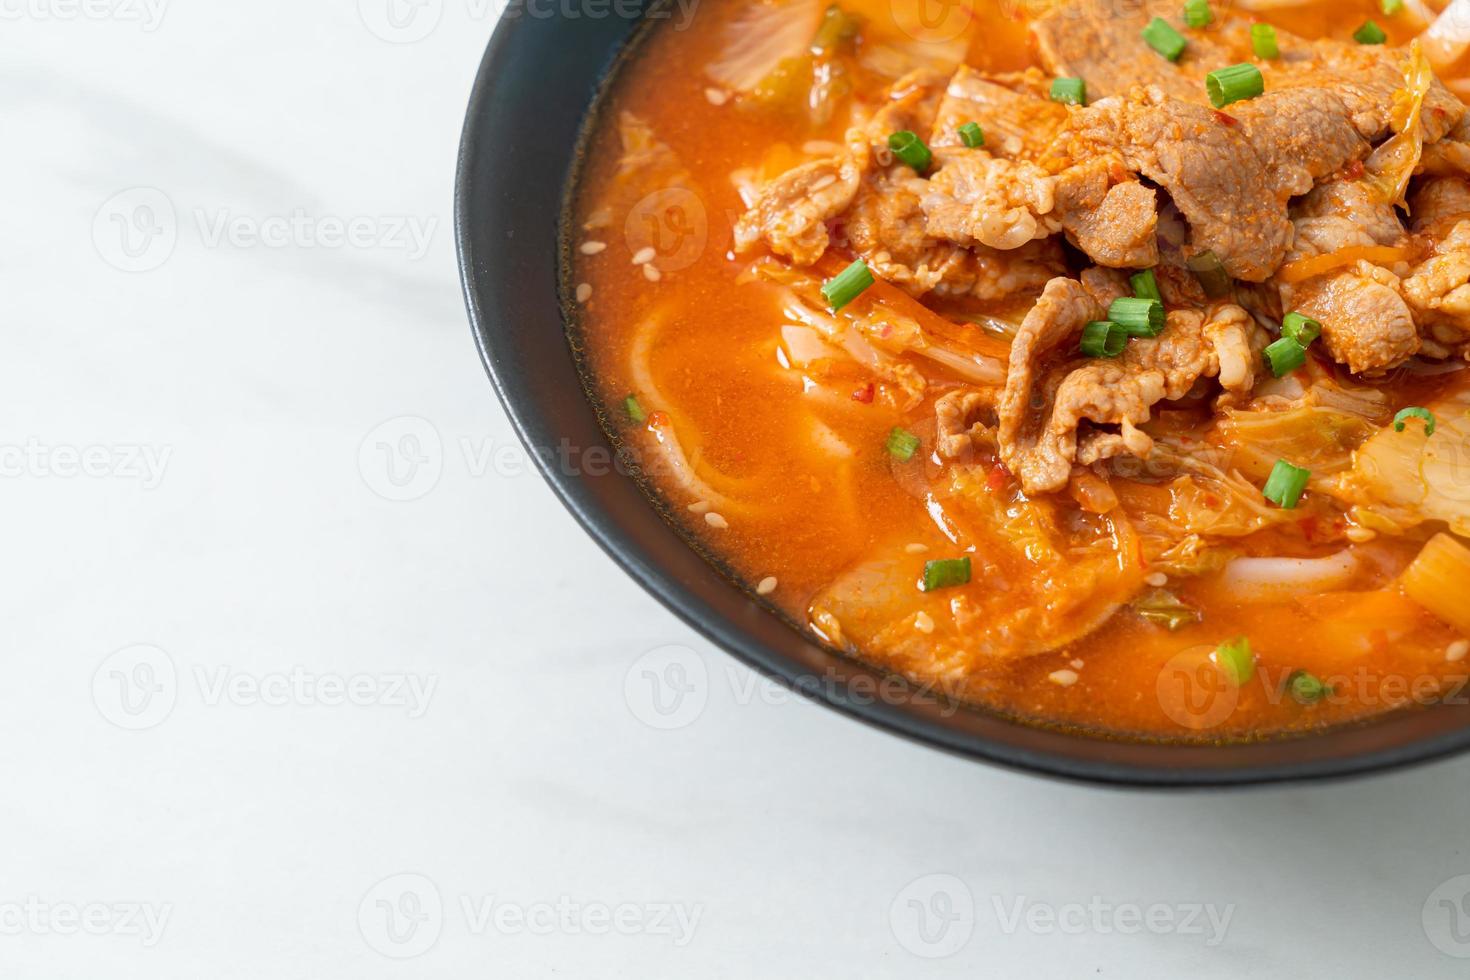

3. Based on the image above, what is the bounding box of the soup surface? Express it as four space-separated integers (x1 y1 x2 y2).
570 0 1470 737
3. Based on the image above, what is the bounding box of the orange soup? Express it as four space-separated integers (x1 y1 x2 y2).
569 0 1470 738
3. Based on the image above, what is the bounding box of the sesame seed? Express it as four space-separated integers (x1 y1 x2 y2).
705 87 728 106
1048 669 1079 688
1070 659 1084 670
1449 640 1469 663
705 512 728 529
809 174 837 192
905 543 929 554
580 240 607 255
631 246 656 265
1345 526 1376 543
757 576 778 595
1144 572 1167 587
575 283 592 303
643 264 662 282
687 500 711 514
914 611 935 634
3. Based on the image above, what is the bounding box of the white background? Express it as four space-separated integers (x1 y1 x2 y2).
8 0 1470 976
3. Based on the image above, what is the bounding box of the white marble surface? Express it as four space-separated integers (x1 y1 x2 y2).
8 2 1470 976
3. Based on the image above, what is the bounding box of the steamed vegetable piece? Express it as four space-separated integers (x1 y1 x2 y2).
1364 40 1432 205
1213 636 1255 684
1402 534 1470 636
1347 387 1470 536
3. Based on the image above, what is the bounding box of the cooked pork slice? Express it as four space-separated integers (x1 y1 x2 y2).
860 66 951 152
1053 157 1159 268
1404 176 1470 345
1061 89 1292 280
935 388 998 460
843 168 1067 299
733 153 863 265
929 66 1068 158
919 150 1061 251
999 278 1253 493
1227 90 1370 198
1030 0 1237 103
1279 180 1420 374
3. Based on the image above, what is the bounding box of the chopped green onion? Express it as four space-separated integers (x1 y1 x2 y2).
1251 22 1279 58
1212 636 1255 685
1354 19 1387 44
811 4 862 53
1108 296 1165 337
1263 337 1307 377
921 557 971 592
1080 320 1128 358
957 121 985 148
1050 77 1086 105
1393 406 1437 436
1142 17 1188 61
1287 670 1330 703
1206 63 1265 107
1281 311 1321 346
821 258 874 311
886 426 921 462
1134 588 1200 631
624 394 647 423
1130 268 1162 302
1263 459 1311 509
1381 0 1403 14
1186 250 1232 297
1184 0 1213 28
888 130 932 172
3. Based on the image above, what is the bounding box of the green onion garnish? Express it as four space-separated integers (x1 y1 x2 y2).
1251 22 1279 58
1186 250 1232 298
958 122 985 148
1263 337 1307 377
886 426 921 462
1381 0 1403 14
821 258 874 311
1263 459 1311 508
1050 77 1086 105
1393 406 1437 436
921 557 971 591
1354 19 1387 44
1142 17 1187 61
1130 269 1162 302
624 394 647 423
1206 63 1265 107
888 130 932 172
1213 636 1255 685
1184 0 1213 28
1287 670 1330 703
1281 311 1321 346
1108 297 1165 337
1080 320 1128 358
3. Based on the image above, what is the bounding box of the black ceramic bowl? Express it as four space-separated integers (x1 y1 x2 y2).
455 6 1470 786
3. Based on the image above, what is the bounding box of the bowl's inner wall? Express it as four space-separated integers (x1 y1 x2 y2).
455 6 1470 784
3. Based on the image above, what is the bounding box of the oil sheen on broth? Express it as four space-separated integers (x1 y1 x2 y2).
570 0 1470 737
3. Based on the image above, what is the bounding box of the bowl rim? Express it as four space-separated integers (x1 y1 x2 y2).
453 9 1470 787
